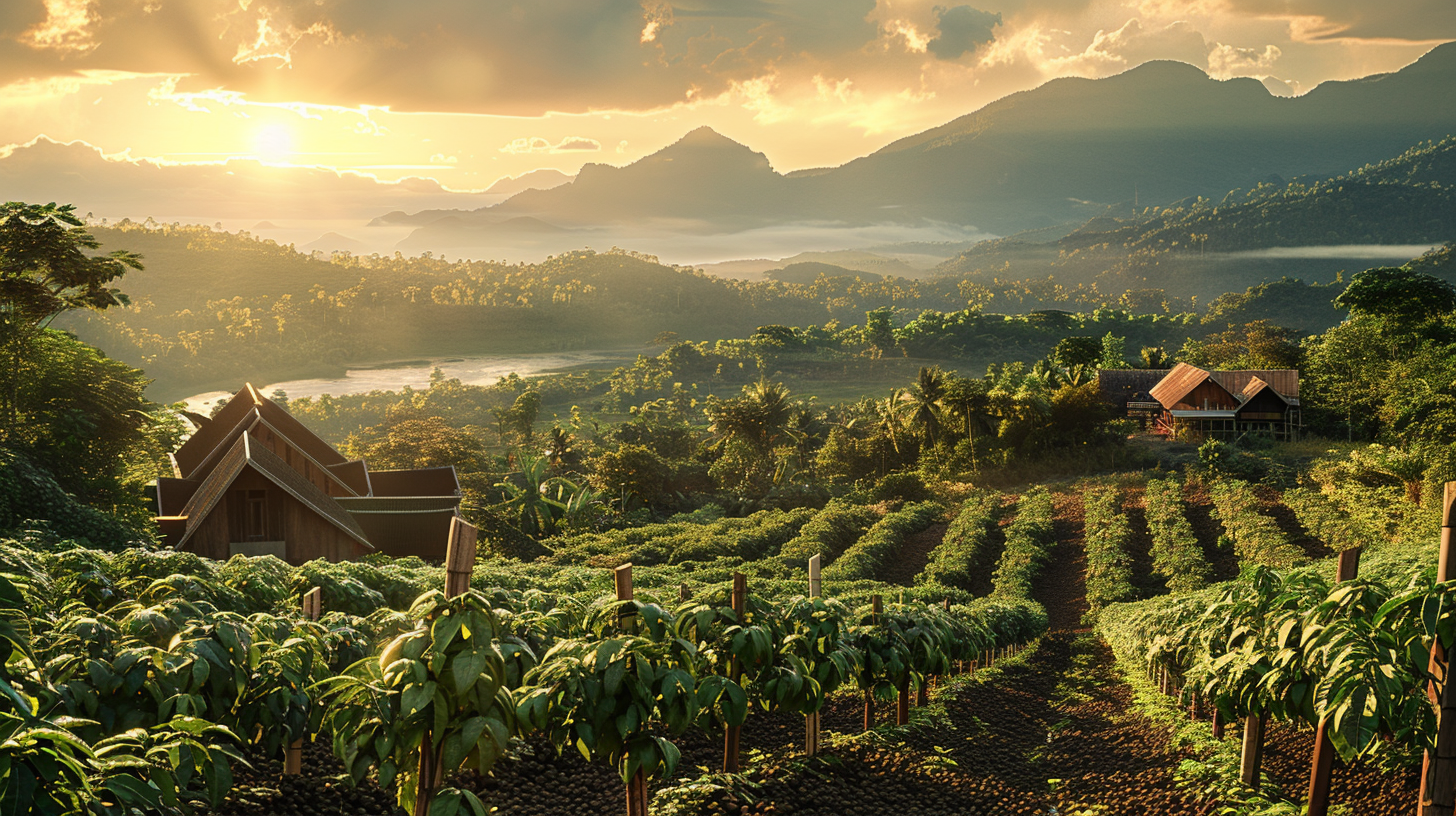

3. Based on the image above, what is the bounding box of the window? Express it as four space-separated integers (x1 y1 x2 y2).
245 489 267 541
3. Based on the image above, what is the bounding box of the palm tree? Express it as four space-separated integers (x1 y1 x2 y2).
899 366 947 448
942 377 995 469
705 379 796 455
543 425 577 469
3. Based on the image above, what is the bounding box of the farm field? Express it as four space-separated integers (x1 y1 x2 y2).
3 466 1442 816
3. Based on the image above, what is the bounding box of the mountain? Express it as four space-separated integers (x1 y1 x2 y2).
484 169 575 196
0 137 490 222
398 43 1456 240
491 127 794 229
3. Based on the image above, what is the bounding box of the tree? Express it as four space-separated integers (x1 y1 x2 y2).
864 307 896 357
1099 333 1129 369
1334 267 1456 323
899 367 946 447
1178 320 1303 370
0 202 141 432
344 416 488 471
1052 336 1101 370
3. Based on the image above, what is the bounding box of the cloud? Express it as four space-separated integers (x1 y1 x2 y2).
927 6 1003 60
1223 0 1456 41
1052 19 1210 76
0 0 889 116
1207 43 1281 79
499 136 602 155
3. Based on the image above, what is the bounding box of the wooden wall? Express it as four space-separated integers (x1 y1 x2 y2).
183 468 367 565
1171 380 1238 411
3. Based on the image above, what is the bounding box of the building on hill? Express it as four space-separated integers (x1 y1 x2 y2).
1098 363 1301 441
153 384 462 564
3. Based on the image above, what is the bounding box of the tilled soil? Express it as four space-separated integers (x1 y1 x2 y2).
1182 480 1238 581
877 522 948 586
1121 485 1162 596
1257 721 1420 816
202 741 405 816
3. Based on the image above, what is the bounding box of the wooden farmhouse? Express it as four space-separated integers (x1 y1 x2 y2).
154 384 462 564
1098 363 1302 441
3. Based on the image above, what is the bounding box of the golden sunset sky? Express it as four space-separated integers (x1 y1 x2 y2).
1 0 1450 191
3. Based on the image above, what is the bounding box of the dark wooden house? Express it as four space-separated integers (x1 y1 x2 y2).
154 384 463 564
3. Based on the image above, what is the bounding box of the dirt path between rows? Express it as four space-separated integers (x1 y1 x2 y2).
877 521 947 586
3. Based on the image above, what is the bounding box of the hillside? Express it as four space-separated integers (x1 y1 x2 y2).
392 43 1456 243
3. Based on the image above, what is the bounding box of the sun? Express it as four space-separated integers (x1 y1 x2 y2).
253 124 294 162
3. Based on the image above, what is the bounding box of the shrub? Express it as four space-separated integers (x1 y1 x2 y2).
917 492 1002 590
1144 477 1211 593
991 487 1056 601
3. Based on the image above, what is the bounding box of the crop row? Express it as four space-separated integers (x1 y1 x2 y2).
820 502 942 582
1082 487 1134 614
1283 486 1378 554
1098 564 1448 768
776 498 879 567
0 535 1047 816
543 507 816 567
990 487 1056 601
1207 478 1304 569
916 491 1002 591
1143 477 1211 593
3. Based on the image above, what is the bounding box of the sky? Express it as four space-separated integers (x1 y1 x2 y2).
0 0 1451 192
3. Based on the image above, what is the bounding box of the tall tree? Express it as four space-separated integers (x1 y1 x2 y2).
0 202 141 432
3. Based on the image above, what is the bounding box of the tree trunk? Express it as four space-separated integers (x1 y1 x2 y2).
1240 713 1266 787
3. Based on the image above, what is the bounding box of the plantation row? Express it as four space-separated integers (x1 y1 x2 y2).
0 485 1069 816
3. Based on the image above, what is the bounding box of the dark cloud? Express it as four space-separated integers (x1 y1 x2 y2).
0 0 882 115
1225 0 1456 41
0 1 46 39
927 6 1002 60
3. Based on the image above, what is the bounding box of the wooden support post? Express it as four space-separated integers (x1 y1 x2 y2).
724 572 747 773
285 587 323 776
806 555 822 757
615 563 635 630
1212 709 1225 740
444 517 477 598
916 681 928 708
1240 713 1267 786
865 594 882 732
626 770 650 816
679 582 691 603
897 678 910 726
1307 546 1362 816
615 564 648 816
1422 482 1456 816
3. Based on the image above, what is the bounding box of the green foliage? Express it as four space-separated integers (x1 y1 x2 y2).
1082 488 1134 613
0 449 147 550
990 487 1056 601
776 498 879 567
820 502 940 582
322 590 518 816
916 492 1001 591
1334 266 1456 322
1143 477 1211 593
1100 564 1456 765
1207 479 1304 569
545 508 814 569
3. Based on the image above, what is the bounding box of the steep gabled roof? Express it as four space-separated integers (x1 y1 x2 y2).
174 434 372 551
1236 376 1292 408
172 384 351 480
1149 363 1214 409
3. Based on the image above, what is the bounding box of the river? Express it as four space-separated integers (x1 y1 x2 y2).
182 350 635 415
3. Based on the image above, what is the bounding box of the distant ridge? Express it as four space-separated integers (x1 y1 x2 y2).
390 43 1456 241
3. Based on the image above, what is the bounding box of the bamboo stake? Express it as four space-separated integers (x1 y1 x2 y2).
865 594 882 732
1421 482 1456 816
1307 546 1361 816
1240 713 1267 786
